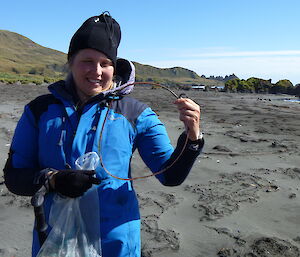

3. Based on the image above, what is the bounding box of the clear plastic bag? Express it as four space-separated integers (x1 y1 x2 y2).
37 152 102 257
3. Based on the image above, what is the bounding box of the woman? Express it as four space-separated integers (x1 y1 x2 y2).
4 12 204 257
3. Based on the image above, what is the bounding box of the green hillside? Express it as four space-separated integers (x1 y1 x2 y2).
0 30 67 77
133 62 222 86
0 30 223 86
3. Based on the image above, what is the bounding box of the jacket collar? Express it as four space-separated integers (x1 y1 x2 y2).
48 74 118 108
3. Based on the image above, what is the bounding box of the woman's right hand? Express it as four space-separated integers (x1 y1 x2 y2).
50 170 100 198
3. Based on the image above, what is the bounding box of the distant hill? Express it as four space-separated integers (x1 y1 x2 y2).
132 61 227 85
0 30 67 77
132 62 224 86
0 30 224 86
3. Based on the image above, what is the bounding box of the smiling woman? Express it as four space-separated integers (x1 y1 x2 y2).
70 49 115 102
3 11 204 257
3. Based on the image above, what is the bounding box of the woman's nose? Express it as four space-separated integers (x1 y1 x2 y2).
92 62 102 75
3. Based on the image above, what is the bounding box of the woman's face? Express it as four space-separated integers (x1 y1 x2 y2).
70 48 114 102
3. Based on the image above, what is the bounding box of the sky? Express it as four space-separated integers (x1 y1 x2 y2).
1 0 300 85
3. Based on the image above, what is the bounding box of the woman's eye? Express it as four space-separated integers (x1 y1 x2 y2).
101 61 112 67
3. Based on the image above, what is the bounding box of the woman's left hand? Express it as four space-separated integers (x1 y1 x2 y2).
174 98 201 141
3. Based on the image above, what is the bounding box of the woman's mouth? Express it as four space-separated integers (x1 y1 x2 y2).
88 78 101 84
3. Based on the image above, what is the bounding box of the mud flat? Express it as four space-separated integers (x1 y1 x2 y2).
0 83 299 257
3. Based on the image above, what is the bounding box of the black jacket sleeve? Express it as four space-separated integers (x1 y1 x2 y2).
159 132 204 186
3 150 47 196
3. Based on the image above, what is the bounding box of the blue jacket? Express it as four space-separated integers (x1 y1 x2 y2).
4 79 203 257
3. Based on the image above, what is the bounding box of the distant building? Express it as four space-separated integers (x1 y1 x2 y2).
192 85 206 90
210 85 225 91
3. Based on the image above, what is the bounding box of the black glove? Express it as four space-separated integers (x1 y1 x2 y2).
53 170 100 198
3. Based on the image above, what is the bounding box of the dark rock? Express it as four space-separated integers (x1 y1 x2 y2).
289 193 296 199
213 145 232 152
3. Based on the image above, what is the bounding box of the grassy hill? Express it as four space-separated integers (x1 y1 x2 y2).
133 62 223 86
0 30 223 86
0 30 67 78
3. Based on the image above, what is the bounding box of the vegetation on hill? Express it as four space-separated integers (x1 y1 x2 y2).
0 30 67 83
225 77 300 96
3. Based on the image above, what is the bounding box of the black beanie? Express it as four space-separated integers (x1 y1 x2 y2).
68 12 121 67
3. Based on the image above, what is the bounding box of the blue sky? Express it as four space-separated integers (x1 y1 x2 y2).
1 0 300 84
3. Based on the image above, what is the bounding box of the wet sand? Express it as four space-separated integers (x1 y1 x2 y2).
0 83 299 257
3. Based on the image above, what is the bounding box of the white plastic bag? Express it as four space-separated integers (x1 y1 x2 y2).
37 152 102 257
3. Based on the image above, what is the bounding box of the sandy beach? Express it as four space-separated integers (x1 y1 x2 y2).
0 83 299 257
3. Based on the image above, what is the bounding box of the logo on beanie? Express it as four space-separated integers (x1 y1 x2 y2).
94 18 100 23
